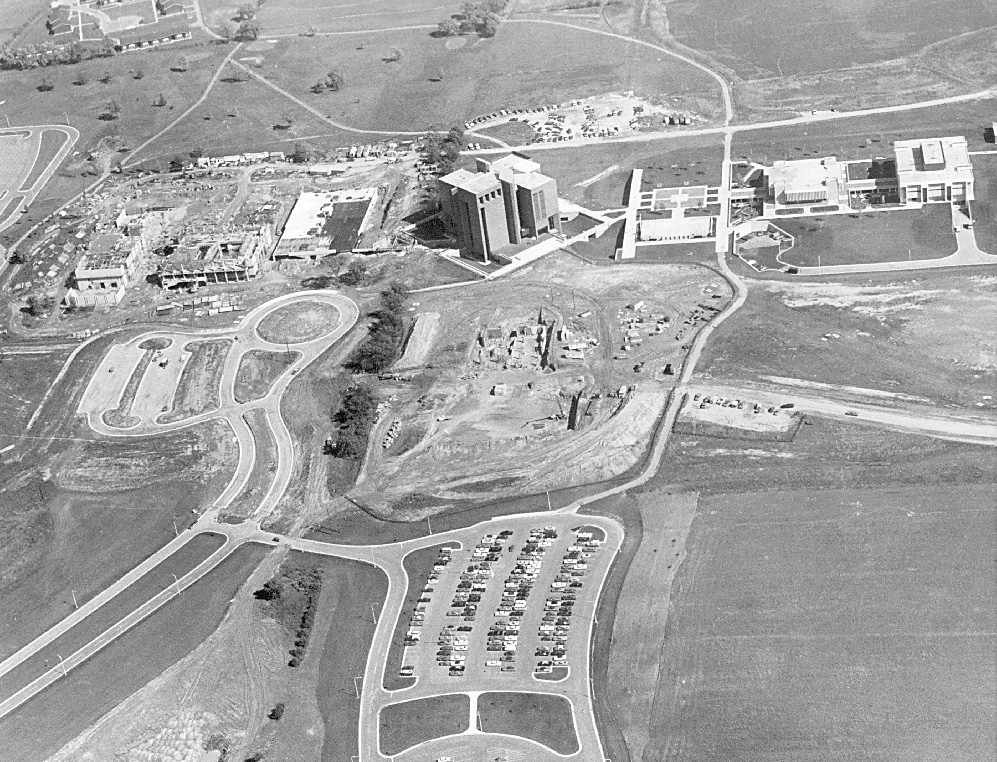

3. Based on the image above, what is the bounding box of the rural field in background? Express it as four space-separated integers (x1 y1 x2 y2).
625 485 995 762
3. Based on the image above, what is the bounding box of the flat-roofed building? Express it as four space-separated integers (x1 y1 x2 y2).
66 234 142 307
766 157 844 207
438 153 561 262
274 188 379 259
894 136 974 204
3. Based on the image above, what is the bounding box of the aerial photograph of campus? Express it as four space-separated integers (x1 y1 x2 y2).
0 0 994 761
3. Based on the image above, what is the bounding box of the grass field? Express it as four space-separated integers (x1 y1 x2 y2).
256 22 721 134
0 349 72 431
0 532 225 700
695 272 997 408
257 300 340 344
199 0 459 34
234 349 299 403
158 338 231 423
967 153 997 254
776 205 957 267
0 542 270 762
476 691 579 754
625 485 995 762
313 554 388 762
381 542 460 690
19 128 70 191
668 0 997 79
379 694 470 755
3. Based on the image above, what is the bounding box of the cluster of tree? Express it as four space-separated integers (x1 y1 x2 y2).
328 382 379 460
288 576 321 667
437 0 508 38
0 39 114 70
424 125 467 175
346 283 407 374
25 292 55 317
98 99 121 120
311 69 344 93
336 259 374 287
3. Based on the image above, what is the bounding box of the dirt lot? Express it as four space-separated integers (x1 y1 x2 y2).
351 252 727 514
477 691 579 754
622 484 995 762
379 694 470 756
257 300 340 345
696 273 997 408
0 543 269 762
234 349 299 404
776 205 956 267
158 339 231 424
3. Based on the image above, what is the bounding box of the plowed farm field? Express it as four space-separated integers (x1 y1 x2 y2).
613 484 996 762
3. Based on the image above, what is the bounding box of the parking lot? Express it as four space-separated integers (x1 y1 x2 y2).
392 515 615 692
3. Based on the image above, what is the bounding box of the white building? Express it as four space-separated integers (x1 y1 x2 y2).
894 136 974 204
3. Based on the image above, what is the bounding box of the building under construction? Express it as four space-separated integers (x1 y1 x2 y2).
156 227 273 290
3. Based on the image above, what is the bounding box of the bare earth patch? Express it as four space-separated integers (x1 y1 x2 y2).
256 301 340 345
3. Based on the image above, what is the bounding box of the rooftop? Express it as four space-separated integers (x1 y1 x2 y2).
894 136 973 185
490 154 541 174
513 171 555 191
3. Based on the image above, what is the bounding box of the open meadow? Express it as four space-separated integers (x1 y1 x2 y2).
668 0 997 79
616 484 995 762
250 22 723 134
696 271 997 409
0 543 270 762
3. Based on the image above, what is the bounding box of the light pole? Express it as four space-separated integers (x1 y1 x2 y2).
171 574 182 597
173 518 179 537
370 603 378 624
71 590 78 609
56 654 68 676
427 516 432 535
353 675 362 699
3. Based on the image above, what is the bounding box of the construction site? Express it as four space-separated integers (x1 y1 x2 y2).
349 251 733 514
13 155 419 334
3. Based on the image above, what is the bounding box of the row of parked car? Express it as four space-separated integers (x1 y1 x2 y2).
438 530 515 677
482 526 560 674
534 529 603 675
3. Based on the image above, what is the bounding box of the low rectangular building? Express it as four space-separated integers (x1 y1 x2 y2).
274 188 379 259
894 136 974 204
157 227 271 289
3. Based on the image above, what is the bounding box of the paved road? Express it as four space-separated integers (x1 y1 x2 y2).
691 381 997 446
290 511 624 762
0 291 358 719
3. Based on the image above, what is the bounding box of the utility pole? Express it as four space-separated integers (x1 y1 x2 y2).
56 654 68 676
173 518 179 537
353 675 362 699
371 603 378 624
546 491 552 511
427 516 432 535
71 590 78 609
171 573 182 597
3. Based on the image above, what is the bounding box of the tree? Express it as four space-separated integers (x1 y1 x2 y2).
480 11 501 37
8 251 26 265
291 141 315 163
72 70 88 86
171 55 188 72
268 702 285 721
152 92 167 107
37 76 54 92
236 20 261 40
189 146 205 159
26 292 54 317
385 47 402 63
235 3 256 20
216 22 233 41
99 99 121 120
133 67 144 79
437 17 460 36
99 68 112 83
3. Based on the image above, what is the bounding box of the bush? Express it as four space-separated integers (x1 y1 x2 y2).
269 702 286 720
329 382 378 459
253 579 283 600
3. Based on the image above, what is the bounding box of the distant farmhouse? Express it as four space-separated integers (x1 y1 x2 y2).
759 135 974 216
439 154 561 263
